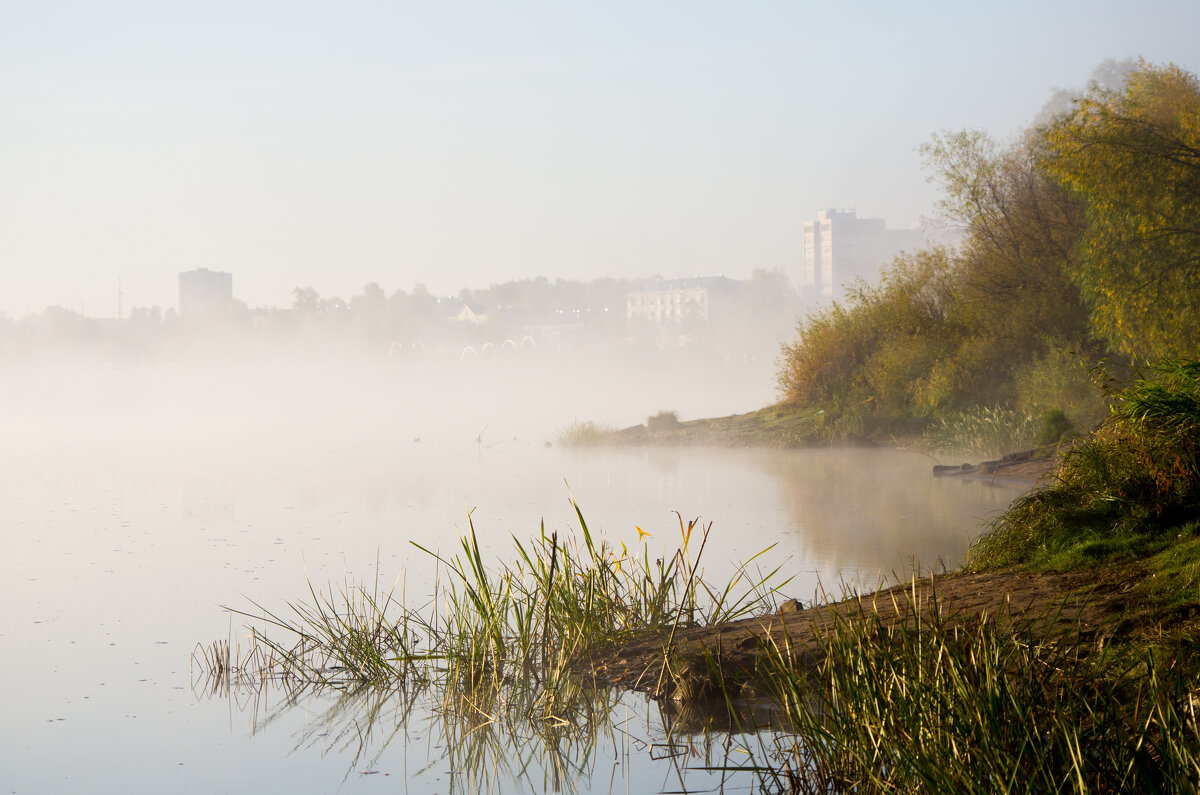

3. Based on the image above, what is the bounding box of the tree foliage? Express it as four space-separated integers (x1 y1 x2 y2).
778 60 1200 437
779 128 1100 434
921 130 1087 348
1041 61 1200 359
778 247 966 433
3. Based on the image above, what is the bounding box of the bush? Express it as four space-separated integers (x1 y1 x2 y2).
1013 343 1109 427
646 410 682 432
777 248 963 434
969 360 1200 569
556 420 614 446
1035 408 1075 445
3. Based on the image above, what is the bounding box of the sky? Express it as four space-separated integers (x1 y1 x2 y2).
1 1 1198 318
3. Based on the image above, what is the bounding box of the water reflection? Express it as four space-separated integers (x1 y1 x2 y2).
193 670 800 794
755 448 1013 587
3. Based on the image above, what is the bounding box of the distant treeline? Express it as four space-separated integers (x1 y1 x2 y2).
0 270 806 364
778 60 1200 439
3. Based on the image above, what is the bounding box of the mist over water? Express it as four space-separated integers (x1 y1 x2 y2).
1 351 1009 792
4 343 777 441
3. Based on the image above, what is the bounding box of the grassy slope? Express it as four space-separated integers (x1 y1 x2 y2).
603 404 828 447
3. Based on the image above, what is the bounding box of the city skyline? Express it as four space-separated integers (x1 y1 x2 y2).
3 2 1198 318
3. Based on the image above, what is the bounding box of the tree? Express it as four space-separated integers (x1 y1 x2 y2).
919 129 1098 412
291 286 322 315
1041 61 1200 359
920 130 1088 349
778 247 964 427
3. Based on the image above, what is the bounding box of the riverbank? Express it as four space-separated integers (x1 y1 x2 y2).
588 363 1200 787
588 405 1065 476
600 404 829 447
575 415 1077 698
587 563 1138 700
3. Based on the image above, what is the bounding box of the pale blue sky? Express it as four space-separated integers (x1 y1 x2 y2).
2 1 1197 317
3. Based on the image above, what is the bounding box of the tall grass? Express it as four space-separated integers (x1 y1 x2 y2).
757 580 1200 793
970 359 1200 569
201 507 1200 789
212 504 788 714
921 406 1039 457
555 420 615 446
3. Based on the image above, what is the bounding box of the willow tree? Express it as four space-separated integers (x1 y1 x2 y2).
1041 61 1200 360
919 129 1095 413
921 130 1088 348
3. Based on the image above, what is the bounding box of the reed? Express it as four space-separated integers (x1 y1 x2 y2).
210 503 787 716
555 420 616 446
220 562 427 689
921 405 1039 457
202 518 1200 789
755 579 1200 793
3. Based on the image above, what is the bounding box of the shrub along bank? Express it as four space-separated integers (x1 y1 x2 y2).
766 361 1200 792
778 61 1200 449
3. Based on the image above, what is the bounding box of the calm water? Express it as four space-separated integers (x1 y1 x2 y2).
0 359 1011 793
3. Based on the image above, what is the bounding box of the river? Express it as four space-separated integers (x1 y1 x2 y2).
0 356 1011 793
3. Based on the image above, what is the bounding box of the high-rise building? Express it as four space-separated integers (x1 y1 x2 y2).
802 209 923 299
178 268 233 314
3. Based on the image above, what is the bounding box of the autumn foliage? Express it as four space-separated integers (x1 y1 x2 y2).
779 61 1200 438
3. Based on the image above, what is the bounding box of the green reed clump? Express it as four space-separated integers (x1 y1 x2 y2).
415 505 786 698
214 504 786 713
970 360 1200 570
921 406 1039 457
757 582 1200 793
225 567 427 688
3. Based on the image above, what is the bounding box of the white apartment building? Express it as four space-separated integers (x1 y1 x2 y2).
802 209 923 299
178 268 233 315
626 276 738 325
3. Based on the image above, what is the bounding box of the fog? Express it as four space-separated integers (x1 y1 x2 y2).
0 289 1021 792
16 3 1183 785
2 268 808 453
3 343 777 447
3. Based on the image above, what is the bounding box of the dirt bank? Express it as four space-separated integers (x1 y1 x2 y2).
588 565 1137 700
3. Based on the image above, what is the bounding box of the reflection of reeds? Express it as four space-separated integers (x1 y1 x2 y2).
754 578 1200 792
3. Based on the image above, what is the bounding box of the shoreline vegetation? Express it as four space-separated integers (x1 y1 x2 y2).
204 360 1200 789
202 61 1200 788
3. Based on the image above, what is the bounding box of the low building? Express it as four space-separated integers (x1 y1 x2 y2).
626 276 738 326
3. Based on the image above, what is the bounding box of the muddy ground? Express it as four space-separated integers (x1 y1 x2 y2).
588 566 1136 701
